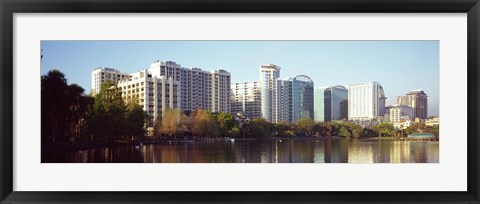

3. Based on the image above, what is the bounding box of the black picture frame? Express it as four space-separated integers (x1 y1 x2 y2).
1 0 479 203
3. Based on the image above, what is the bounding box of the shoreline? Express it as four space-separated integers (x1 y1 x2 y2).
42 136 438 152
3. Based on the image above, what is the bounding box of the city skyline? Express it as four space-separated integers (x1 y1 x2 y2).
40 40 439 116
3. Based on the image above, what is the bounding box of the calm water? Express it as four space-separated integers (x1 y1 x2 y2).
42 139 439 163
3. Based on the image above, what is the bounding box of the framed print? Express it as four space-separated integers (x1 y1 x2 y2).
1 0 479 203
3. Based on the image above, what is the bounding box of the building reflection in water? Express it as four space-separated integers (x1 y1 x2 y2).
41 139 439 163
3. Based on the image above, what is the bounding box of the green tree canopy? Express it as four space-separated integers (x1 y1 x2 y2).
125 101 146 140
91 80 126 142
295 118 315 136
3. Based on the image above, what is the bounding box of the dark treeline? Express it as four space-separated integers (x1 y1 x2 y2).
42 70 439 143
42 70 146 143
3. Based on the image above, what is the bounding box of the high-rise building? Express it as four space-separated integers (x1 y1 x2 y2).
91 60 231 125
260 64 281 123
91 67 130 94
148 60 231 113
230 82 262 119
397 90 428 119
388 104 414 123
278 79 293 123
117 69 181 124
348 82 386 121
314 85 348 122
291 75 314 122
210 70 231 113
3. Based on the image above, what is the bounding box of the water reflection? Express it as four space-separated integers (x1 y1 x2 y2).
42 139 439 163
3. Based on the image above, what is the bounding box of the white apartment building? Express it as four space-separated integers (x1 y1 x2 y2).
148 60 231 113
389 104 414 123
230 82 262 119
278 78 293 123
91 67 129 94
211 69 231 113
91 60 231 124
117 69 181 123
348 81 386 121
260 64 281 123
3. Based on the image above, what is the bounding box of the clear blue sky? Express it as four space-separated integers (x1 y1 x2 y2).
40 41 439 117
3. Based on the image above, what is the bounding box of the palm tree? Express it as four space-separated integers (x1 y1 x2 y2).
66 84 85 141
41 70 68 142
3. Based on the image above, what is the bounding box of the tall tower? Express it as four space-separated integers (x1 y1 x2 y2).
397 90 428 119
291 75 314 122
315 85 348 122
210 69 231 113
348 82 386 121
260 64 281 122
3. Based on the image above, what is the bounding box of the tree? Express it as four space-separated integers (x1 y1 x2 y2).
154 116 162 137
329 121 343 136
246 118 271 138
426 125 439 138
161 108 183 137
345 122 362 138
312 122 324 137
191 109 218 138
228 126 241 138
273 121 293 137
65 84 86 141
338 126 351 138
92 81 126 142
214 112 237 137
376 122 395 137
295 118 315 136
322 122 333 136
80 95 96 140
125 101 146 141
41 70 68 142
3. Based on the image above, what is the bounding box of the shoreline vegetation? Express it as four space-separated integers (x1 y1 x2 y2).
41 70 439 152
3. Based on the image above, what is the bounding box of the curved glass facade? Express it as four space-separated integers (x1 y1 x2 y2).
291 75 314 122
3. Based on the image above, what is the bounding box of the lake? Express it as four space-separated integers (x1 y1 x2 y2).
41 138 439 163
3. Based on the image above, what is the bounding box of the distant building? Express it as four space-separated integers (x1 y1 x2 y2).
260 64 281 123
91 60 231 125
117 69 181 124
230 82 262 120
148 60 231 113
278 79 293 123
210 70 231 113
277 75 314 123
290 75 314 122
314 85 348 122
388 104 414 123
91 67 129 94
348 82 386 121
393 120 412 129
425 117 439 126
397 89 428 119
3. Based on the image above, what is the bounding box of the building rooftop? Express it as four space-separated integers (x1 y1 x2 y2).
407 89 427 95
407 133 435 139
